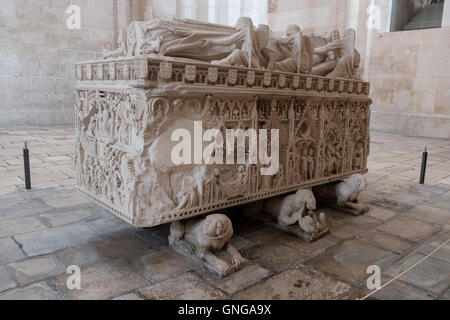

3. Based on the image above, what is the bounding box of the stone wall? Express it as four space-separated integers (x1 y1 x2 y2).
269 0 450 139
0 0 150 127
0 0 268 127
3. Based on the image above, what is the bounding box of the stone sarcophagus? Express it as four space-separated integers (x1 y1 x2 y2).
74 18 371 229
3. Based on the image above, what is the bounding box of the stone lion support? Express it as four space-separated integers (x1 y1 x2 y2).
243 189 329 242
168 213 246 278
312 174 370 216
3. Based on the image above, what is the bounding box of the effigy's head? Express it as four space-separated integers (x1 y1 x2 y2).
202 214 233 239
286 24 301 36
235 17 254 30
295 189 316 211
172 98 183 112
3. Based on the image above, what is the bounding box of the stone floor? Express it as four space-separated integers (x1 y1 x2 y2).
0 126 449 300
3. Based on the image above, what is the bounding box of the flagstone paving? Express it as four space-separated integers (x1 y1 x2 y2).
0 127 449 300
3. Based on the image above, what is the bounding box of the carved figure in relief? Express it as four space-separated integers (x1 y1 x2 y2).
307 148 315 179
273 163 285 188
212 168 223 202
263 189 327 235
353 142 364 170
313 174 369 216
301 149 308 179
168 214 246 277
176 176 199 209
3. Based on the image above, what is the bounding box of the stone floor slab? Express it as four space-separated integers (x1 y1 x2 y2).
8 256 66 285
356 230 415 254
385 253 450 295
376 217 440 242
274 233 339 255
365 206 397 221
0 282 63 300
305 239 397 286
0 238 26 265
54 259 147 300
417 240 450 263
0 216 47 238
0 266 16 293
134 248 196 282
405 205 450 226
231 266 351 300
199 263 272 295
112 292 145 300
39 209 95 227
139 272 224 300
242 243 306 273
14 223 102 256
0 198 52 221
370 280 436 300
42 192 91 209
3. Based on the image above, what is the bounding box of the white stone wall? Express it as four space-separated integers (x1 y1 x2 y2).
0 0 268 126
174 0 267 26
0 0 152 127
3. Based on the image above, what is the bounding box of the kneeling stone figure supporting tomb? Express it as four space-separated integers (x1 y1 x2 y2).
74 17 371 275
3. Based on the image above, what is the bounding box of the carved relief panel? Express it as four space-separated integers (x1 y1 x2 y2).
75 81 371 227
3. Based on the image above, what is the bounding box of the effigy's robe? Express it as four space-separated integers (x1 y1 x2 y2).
126 19 258 65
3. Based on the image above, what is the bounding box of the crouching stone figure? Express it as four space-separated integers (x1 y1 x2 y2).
313 174 369 216
168 213 246 277
263 189 327 237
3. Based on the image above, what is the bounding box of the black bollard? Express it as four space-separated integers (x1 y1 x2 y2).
419 146 428 185
23 142 31 189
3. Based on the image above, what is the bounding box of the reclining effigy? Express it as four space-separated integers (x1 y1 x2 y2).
75 17 371 276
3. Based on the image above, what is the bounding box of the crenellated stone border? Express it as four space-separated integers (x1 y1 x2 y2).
75 57 370 97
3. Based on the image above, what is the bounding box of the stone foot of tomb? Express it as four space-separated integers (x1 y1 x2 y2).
168 213 247 278
242 189 330 243
312 173 370 216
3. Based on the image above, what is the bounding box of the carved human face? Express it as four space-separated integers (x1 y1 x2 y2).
306 196 316 210
357 175 368 191
203 215 229 237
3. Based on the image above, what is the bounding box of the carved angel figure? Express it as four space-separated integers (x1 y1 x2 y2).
168 214 246 277
263 189 327 235
313 174 369 216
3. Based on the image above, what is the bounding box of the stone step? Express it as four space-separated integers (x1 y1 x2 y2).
403 3 444 30
404 20 442 30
